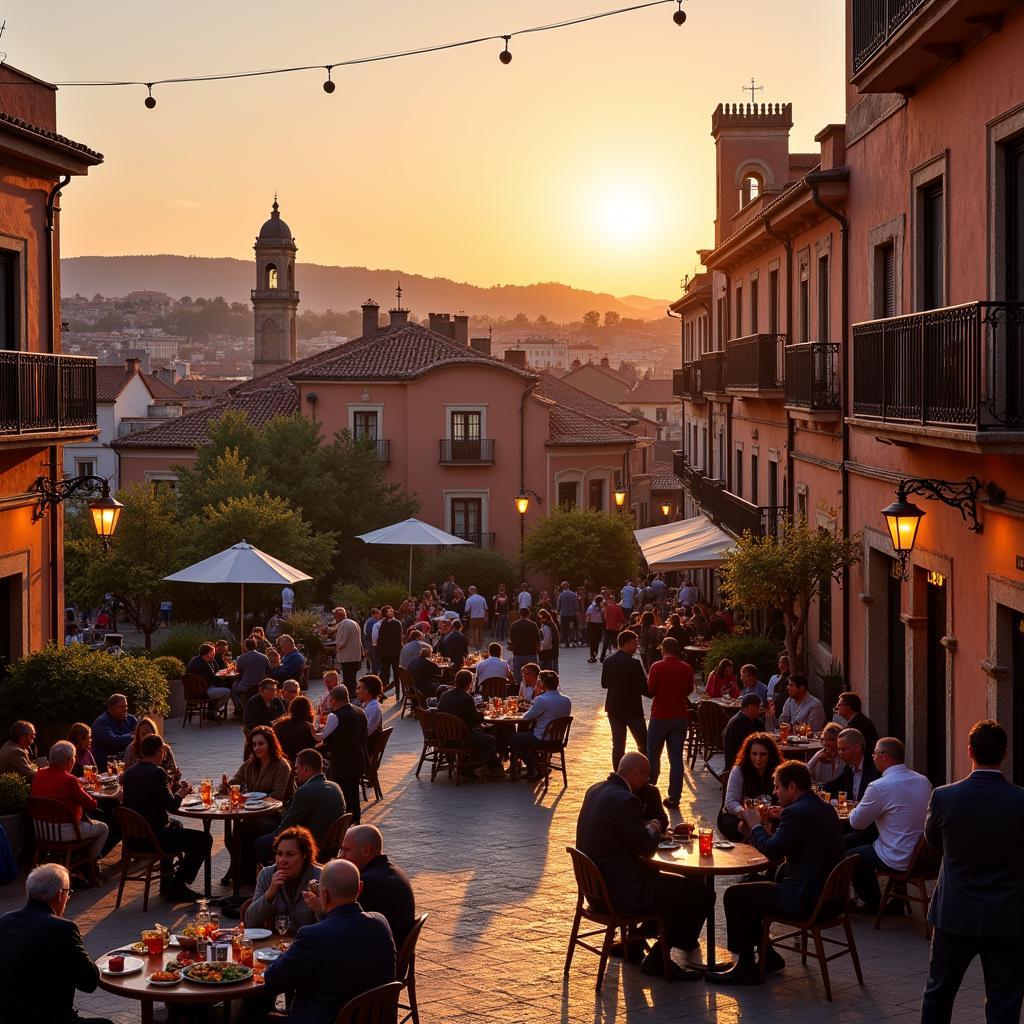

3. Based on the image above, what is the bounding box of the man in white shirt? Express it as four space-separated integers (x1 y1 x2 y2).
474 643 512 691
331 606 364 687
463 586 488 650
281 585 295 615
510 670 572 779
399 628 426 671
847 736 932 914
517 584 532 611
778 673 826 733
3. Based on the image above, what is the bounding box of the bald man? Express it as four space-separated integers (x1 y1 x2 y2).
576 753 711 980
263 859 395 1023
341 825 416 948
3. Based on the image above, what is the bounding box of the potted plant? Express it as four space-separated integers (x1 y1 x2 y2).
0 771 30 860
285 610 326 683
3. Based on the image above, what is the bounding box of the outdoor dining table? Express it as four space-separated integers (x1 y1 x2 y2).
172 797 283 897
775 737 823 761
96 933 282 1024
683 645 709 671
654 838 770 971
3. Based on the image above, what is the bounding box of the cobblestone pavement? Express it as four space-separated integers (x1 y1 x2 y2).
0 646 990 1022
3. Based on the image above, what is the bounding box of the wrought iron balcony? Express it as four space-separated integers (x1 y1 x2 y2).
785 342 841 411
726 333 785 393
355 438 390 463
680 362 705 402
0 351 97 442
439 438 495 464
672 368 684 398
852 301 1024 433
452 531 495 549
700 351 727 395
672 450 687 480
682 463 785 538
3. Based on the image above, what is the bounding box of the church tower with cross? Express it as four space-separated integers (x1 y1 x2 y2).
252 197 300 378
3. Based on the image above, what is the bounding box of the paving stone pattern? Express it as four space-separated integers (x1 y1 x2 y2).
0 647 990 1022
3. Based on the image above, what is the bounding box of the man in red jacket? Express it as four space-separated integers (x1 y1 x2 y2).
600 595 627 662
646 637 694 809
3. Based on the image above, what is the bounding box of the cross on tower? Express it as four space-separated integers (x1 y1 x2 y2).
742 78 764 104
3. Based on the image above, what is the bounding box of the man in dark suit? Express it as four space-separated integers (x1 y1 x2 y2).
317 685 368 825
708 759 844 985
407 644 443 699
376 605 404 695
341 824 416 949
438 619 469 669
921 720 1024 1023
122 734 212 901
437 669 503 776
243 677 286 733
263 858 396 1024
825 727 881 801
0 863 114 1024
723 695 763 770
576 752 710 979
600 630 650 770
834 691 879 755
254 749 345 864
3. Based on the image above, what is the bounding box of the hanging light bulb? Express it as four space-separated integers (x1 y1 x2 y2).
673 1 687 25
144 84 156 109
323 66 336 93
499 36 512 64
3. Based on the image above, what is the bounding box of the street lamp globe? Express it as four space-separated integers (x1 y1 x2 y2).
514 493 530 516
881 494 924 557
614 487 627 508
660 502 672 517
89 494 124 545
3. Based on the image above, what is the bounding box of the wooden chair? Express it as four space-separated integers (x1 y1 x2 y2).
112 806 183 911
411 708 440 779
759 854 864 1001
873 834 942 939
362 727 393 803
334 981 403 1024
319 812 354 861
429 712 476 786
397 668 416 719
563 846 672 992
396 912 428 1024
537 715 574 791
182 672 213 728
692 700 727 779
300 659 311 691
28 797 100 888
479 676 510 700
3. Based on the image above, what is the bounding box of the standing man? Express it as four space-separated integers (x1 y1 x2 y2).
921 720 1024 1022
363 607 382 674
281 584 295 616
601 630 649 770
376 606 404 697
508 607 541 684
332 607 364 687
645 637 693 810
600 593 627 662
463 586 489 651
517 583 533 612
556 582 579 648
620 579 637 617
317 685 368 825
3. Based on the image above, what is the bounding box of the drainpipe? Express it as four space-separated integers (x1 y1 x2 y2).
519 379 539 574
764 214 796 517
45 175 72 647
720 273 731 487
806 168 851 680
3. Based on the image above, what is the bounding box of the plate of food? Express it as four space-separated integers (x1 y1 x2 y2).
101 955 145 977
182 962 253 986
147 970 182 986
242 928 272 940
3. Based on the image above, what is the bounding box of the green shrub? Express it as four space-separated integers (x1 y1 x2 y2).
703 634 784 686
365 582 411 611
152 656 186 681
0 645 169 724
284 610 326 657
332 584 368 617
153 623 223 665
414 549 518 604
0 772 29 814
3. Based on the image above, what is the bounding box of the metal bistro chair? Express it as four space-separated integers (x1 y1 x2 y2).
873 833 942 940
397 912 428 1024
563 846 672 992
334 981 403 1024
29 797 100 888
411 707 441 779
113 806 183 911
429 712 477 786
362 727 393 803
537 715 574 791
759 853 864 1001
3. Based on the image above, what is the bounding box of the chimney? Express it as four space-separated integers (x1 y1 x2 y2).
600 356 610 367
428 312 453 337
453 314 469 347
389 308 409 328
504 349 527 367
571 358 581 369
470 337 491 356
361 300 379 337
815 123 846 171
125 357 141 374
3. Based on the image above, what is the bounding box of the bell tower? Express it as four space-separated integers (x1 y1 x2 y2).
252 197 299 377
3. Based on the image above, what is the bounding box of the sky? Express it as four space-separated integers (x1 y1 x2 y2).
17 1 844 300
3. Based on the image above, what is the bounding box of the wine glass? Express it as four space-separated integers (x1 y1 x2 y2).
275 914 290 939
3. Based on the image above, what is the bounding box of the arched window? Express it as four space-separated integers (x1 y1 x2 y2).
741 174 762 207
265 263 279 290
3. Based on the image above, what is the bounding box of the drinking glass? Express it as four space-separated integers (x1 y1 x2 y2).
275 914 290 939
143 930 164 957
230 784 241 808
237 936 254 967
698 826 714 857
743 797 754 810
200 778 213 806
837 791 848 813
779 722 790 743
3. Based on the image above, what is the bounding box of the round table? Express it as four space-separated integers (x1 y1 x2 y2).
96 935 281 1024
776 738 823 761
172 798 283 896
654 838 770 971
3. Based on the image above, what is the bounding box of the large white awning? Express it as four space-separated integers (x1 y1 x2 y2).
633 516 735 570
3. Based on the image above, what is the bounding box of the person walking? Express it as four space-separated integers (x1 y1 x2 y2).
920 720 1024 1023
463 586 488 650
600 594 626 662
375 606 403 698
508 607 541 684
601 630 649 770
584 594 605 663
645 637 694 810
556 582 579 647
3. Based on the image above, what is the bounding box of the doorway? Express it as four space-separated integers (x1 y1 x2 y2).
886 565 906 740
0 574 14 675
1012 611 1024 785
925 575 948 784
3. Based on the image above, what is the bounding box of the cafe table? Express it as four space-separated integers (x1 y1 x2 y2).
775 737 824 761
654 838 770 971
172 797 283 897
96 933 282 1024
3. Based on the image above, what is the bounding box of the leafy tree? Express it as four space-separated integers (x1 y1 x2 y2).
523 507 639 589
175 448 265 520
414 548 519 604
718 516 861 674
582 310 601 330
603 310 621 328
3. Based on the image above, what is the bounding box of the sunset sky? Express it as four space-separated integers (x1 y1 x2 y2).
19 1 844 301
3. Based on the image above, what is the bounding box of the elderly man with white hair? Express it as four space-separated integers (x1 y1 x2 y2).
407 641 443 699
30 740 109 871
341 824 416 948
332 606 364 687
0 864 114 1024
263 858 396 1023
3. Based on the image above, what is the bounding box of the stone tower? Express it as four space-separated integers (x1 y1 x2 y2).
252 198 299 377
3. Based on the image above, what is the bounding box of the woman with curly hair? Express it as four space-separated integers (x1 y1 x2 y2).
718 732 782 841
244 825 322 931
124 717 179 780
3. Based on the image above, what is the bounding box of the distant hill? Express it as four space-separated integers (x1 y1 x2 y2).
60 255 669 321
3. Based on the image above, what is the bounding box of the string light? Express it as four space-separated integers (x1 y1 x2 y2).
52 1 681 109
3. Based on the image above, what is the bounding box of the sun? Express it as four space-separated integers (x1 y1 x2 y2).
590 183 656 245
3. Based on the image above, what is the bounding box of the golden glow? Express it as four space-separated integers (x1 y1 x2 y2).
614 487 627 508
514 494 530 515
882 496 924 555
660 502 671 517
926 570 945 587
89 495 123 540
589 182 656 247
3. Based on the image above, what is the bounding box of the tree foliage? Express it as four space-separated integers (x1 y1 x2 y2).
718 517 861 673
523 507 639 589
413 548 520 603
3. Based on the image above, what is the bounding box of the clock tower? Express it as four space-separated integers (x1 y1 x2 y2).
252 198 299 377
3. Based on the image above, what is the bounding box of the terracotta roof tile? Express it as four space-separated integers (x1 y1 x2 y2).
0 111 103 162
651 462 684 491
534 372 638 425
94 366 134 403
546 406 639 446
142 374 185 401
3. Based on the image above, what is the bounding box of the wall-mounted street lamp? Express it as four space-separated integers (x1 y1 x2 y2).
660 501 672 519
881 476 1003 580
33 475 124 550
515 488 543 580
614 480 627 509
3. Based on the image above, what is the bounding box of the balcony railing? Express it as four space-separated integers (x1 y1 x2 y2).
852 301 1024 431
672 368 684 398
681 361 705 401
726 333 785 392
672 450 687 480
852 0 928 72
452 531 495 549
785 342 840 411
700 351 727 394
682 463 786 538
0 351 97 438
439 438 495 463
355 438 390 463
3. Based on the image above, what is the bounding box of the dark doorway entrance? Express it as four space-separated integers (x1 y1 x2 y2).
0 575 13 676
926 575 948 784
1012 611 1024 786
886 564 906 740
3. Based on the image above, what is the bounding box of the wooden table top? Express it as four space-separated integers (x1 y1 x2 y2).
778 739 824 757
654 839 769 877
172 798 283 822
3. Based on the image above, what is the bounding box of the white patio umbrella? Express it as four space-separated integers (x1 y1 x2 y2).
163 540 313 635
356 517 471 592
